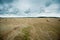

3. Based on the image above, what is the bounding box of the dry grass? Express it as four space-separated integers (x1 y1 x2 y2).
0 18 60 40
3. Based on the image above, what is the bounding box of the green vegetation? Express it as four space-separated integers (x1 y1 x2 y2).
22 27 31 40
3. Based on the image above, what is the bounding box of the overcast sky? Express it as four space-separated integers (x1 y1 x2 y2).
0 0 60 17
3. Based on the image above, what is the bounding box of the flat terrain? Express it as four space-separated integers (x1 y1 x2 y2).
0 18 60 40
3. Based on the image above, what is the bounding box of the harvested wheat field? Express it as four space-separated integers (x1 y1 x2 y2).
0 18 60 40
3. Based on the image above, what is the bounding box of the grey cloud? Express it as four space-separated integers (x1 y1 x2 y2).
0 0 14 4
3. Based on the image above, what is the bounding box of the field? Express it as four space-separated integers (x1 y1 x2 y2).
0 18 60 40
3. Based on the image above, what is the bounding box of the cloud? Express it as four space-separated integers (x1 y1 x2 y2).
0 0 14 4
53 0 60 4
0 0 60 17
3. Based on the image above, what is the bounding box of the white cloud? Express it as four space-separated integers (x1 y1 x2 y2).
0 0 60 17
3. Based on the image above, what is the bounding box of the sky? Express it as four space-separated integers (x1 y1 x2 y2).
0 0 60 17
